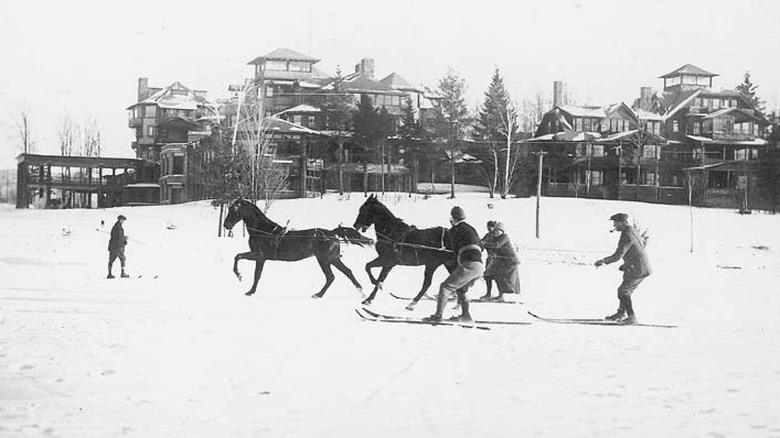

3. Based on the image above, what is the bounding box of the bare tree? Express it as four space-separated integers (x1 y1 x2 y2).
57 116 79 156
11 103 36 154
80 118 102 157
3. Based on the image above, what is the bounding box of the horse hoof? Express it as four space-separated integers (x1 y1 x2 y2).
245 291 255 296
312 293 323 299
405 301 417 311
236 275 243 282
362 299 372 306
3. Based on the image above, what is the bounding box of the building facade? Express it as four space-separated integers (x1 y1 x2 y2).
530 65 772 209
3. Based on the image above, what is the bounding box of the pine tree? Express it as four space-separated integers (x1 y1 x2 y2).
736 71 765 114
434 69 471 198
472 68 519 197
398 98 423 194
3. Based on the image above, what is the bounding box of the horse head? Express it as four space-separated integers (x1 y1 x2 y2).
223 198 249 230
353 194 392 233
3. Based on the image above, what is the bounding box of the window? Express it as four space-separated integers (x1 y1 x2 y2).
735 149 748 161
592 145 604 157
147 125 155 138
586 170 603 186
643 145 657 158
265 86 274 98
265 60 287 71
145 105 157 118
672 120 679 133
172 155 184 174
692 123 700 135
293 115 303 125
288 61 311 72
713 99 721 109
642 172 657 185
575 118 583 131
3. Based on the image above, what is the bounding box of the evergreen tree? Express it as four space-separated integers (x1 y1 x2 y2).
434 69 471 198
472 68 519 197
736 71 765 114
397 98 423 194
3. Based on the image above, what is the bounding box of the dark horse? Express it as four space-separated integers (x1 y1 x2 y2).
223 199 371 297
353 194 457 308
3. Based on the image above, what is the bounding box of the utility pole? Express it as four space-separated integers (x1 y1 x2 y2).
535 151 546 239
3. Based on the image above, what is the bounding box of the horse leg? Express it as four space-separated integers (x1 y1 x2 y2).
331 257 362 293
362 265 393 306
364 257 384 285
245 258 266 296
406 263 438 311
233 251 258 281
312 255 336 299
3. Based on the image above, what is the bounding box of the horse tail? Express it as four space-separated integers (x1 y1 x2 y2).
332 226 374 247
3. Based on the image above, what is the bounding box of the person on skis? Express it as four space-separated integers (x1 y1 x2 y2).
595 213 652 325
424 206 484 323
107 214 129 278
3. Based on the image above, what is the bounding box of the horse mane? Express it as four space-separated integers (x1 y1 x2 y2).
368 196 409 228
236 199 282 231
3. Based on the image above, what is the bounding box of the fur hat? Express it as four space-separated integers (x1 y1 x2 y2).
486 220 496 228
117 214 127 221
450 206 466 221
494 222 505 232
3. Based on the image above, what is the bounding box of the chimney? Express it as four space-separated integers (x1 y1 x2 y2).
553 81 564 108
640 86 653 111
354 58 375 79
138 77 149 101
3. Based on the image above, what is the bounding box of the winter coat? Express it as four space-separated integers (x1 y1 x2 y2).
450 220 482 264
602 225 652 279
108 221 127 252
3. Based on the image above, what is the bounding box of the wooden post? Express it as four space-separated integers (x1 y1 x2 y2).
535 152 545 239
300 136 308 198
337 137 344 196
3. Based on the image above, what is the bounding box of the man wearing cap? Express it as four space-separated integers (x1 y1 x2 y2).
595 213 652 325
107 215 129 278
424 206 484 322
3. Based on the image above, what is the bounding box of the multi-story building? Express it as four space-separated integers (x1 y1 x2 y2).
530 65 771 209
127 78 217 163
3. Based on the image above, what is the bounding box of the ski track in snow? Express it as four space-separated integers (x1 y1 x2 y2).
1 195 779 438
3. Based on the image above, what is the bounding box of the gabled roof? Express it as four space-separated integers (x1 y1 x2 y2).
380 73 422 92
247 48 320 65
658 88 701 119
341 74 406 95
659 64 718 78
702 107 765 123
127 81 210 110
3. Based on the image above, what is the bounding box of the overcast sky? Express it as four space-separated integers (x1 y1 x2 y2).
1 0 778 168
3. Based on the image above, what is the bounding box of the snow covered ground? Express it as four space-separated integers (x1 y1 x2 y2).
1 193 779 438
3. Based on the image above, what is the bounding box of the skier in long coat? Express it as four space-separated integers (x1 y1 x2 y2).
480 221 521 301
595 213 652 325
107 215 129 278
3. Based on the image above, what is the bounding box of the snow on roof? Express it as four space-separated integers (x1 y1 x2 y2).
129 81 210 110
635 109 664 121
560 105 606 118
273 104 322 116
380 73 421 92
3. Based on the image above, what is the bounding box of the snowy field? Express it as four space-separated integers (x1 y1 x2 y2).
1 193 779 438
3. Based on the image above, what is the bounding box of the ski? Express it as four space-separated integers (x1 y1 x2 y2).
360 307 531 327
355 308 491 330
388 291 523 305
527 311 676 328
